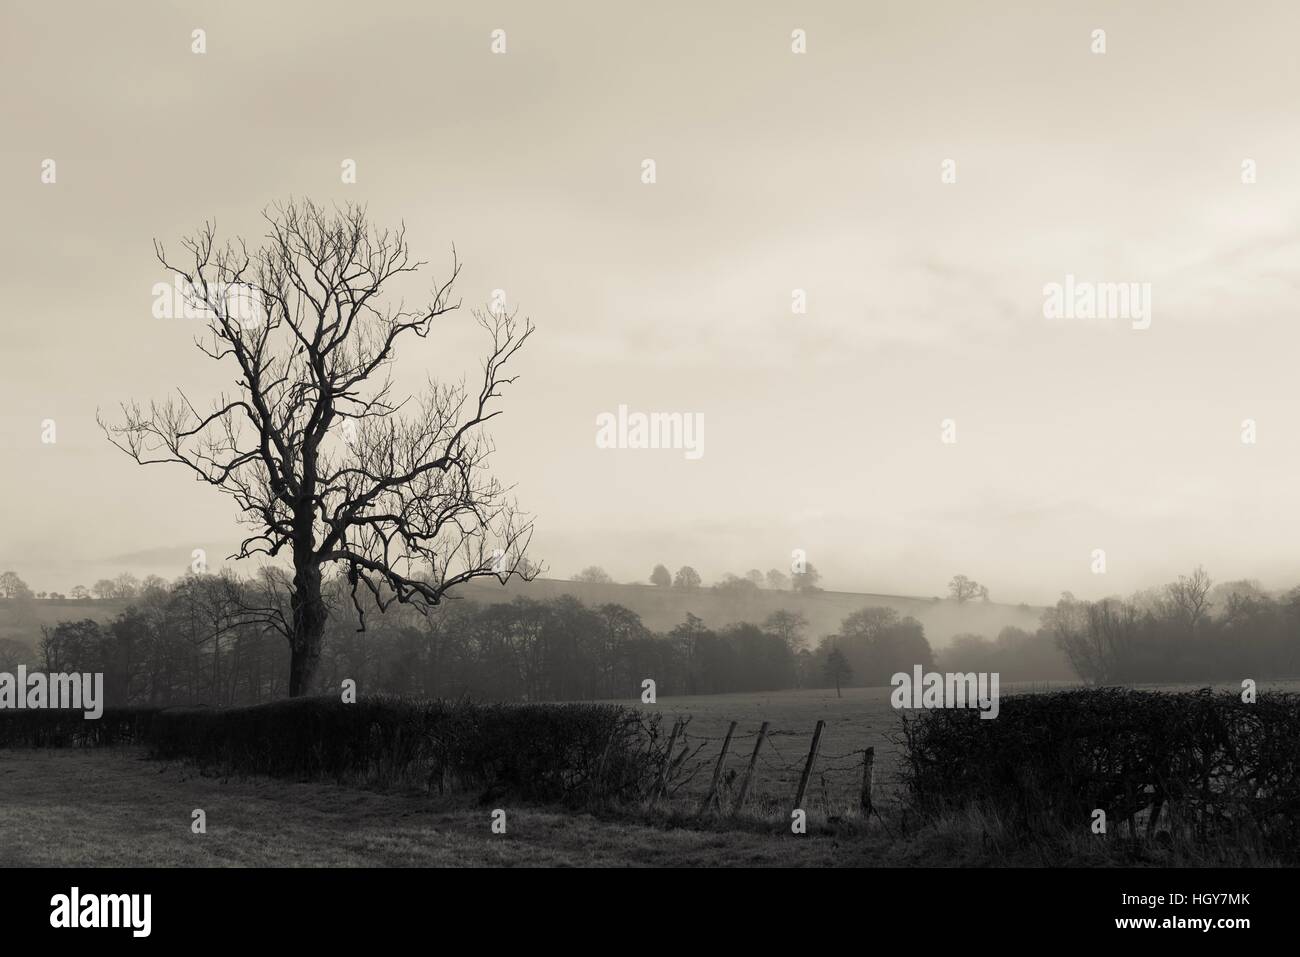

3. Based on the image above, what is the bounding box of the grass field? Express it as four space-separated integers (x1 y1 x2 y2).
0 747 909 867
638 684 909 816
0 746 1276 868
4 681 1296 867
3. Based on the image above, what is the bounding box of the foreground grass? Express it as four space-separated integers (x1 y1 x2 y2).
0 748 895 867
0 748 1286 866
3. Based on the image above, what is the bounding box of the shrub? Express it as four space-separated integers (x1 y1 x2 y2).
143 696 663 804
899 688 1300 850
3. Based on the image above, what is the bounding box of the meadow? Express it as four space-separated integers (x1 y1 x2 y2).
5 679 1297 867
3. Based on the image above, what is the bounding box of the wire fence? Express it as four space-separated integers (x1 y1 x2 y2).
645 713 889 819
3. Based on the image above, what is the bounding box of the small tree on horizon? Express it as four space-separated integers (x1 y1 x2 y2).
766 568 789 590
673 565 701 590
948 574 989 603
792 562 822 593
650 564 672 587
114 572 141 600
0 572 33 600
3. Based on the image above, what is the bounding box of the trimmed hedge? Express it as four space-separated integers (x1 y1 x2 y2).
900 688 1300 845
147 696 663 803
0 696 664 805
0 707 160 748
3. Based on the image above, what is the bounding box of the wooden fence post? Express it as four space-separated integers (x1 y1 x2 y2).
589 723 620 803
792 720 825 815
698 721 738 817
859 746 875 816
732 721 770 816
648 718 682 809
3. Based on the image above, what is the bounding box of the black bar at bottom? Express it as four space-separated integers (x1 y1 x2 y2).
0 866 1279 944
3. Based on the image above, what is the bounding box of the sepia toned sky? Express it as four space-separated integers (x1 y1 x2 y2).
3 0 1300 604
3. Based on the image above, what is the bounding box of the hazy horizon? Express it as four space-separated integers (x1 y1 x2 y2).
5 0 1300 604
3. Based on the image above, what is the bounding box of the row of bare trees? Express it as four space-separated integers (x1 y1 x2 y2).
22 573 811 707
16 565 1293 706
34 573 287 707
1046 567 1300 684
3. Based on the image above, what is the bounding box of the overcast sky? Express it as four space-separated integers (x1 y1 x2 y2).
3 0 1300 603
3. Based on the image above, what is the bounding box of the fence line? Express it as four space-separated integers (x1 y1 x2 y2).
642 713 880 818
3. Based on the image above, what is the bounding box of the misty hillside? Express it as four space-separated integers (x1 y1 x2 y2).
440 577 1044 646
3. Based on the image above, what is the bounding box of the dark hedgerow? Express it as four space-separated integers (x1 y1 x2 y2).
142 696 663 805
899 688 1300 848
0 707 159 748
423 700 666 804
0 697 672 806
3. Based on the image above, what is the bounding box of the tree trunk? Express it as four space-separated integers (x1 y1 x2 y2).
288 563 327 697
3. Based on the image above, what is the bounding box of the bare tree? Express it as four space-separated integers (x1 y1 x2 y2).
0 571 31 600
114 572 141 599
1046 592 1137 685
1164 565 1213 633
101 200 537 696
763 609 808 651
824 647 851 697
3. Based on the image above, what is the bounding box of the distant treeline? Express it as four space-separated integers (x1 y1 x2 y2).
1044 568 1300 684
3 571 936 706
3 571 812 705
1 565 1296 705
